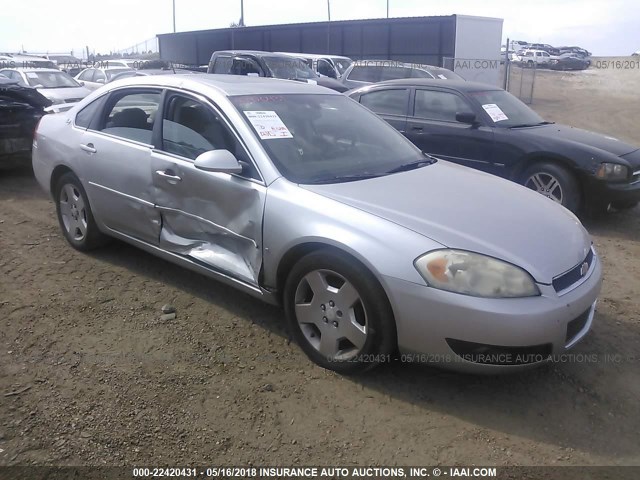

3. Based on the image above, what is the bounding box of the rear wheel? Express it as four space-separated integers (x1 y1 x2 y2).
521 162 581 213
54 172 108 251
284 249 396 374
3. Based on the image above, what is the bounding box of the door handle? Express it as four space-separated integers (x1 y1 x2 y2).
411 126 424 132
80 143 96 153
155 170 182 182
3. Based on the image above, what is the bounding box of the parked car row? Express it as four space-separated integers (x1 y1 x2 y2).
7 47 639 376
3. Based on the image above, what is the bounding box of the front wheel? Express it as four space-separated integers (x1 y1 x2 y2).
521 162 581 213
284 250 396 374
54 172 109 251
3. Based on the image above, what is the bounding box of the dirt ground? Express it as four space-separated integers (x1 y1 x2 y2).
1 64 640 469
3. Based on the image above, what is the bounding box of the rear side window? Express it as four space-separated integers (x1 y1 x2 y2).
360 89 409 116
414 90 471 122
99 91 161 144
347 66 381 83
212 56 232 74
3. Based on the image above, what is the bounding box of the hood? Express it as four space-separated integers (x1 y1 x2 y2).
302 161 592 284
0 77 51 109
316 76 350 93
514 123 638 157
39 86 91 103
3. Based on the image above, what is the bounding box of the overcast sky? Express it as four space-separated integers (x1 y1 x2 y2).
1 0 638 56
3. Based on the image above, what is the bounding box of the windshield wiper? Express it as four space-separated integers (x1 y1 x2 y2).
509 121 555 128
386 155 437 174
305 173 384 184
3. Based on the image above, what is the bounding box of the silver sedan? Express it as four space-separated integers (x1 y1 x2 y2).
32 75 602 374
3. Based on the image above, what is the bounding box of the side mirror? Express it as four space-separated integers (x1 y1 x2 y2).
456 112 477 125
79 81 85 86
194 150 243 174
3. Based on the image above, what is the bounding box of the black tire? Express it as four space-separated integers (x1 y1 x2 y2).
54 172 109 251
520 162 581 213
612 200 639 211
283 249 397 374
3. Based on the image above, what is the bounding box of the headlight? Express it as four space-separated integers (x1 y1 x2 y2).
414 250 540 298
596 163 628 181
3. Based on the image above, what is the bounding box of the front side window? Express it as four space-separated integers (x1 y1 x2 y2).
360 89 409 116
317 59 335 78
414 90 472 122
161 94 260 179
212 56 233 74
100 90 161 144
231 94 423 184
468 90 545 127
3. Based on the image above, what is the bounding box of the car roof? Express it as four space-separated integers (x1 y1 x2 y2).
351 61 452 72
277 52 351 60
104 73 339 96
212 50 300 59
0 67 62 73
360 78 501 92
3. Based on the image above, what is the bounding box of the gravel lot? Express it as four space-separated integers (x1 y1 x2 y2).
1 65 639 468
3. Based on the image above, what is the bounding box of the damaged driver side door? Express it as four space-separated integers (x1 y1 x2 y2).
150 91 266 287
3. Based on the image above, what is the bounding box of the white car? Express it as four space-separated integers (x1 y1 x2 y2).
633 50 640 56
75 67 134 90
519 49 553 67
0 67 91 105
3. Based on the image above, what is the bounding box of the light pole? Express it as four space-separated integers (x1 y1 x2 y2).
172 0 176 32
386 0 389 18
327 0 331 51
240 0 245 26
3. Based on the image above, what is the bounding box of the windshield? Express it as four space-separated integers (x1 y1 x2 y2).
468 90 545 127
25 71 80 88
262 56 318 80
331 58 352 75
231 94 425 184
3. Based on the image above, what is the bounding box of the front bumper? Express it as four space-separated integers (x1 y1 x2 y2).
583 173 640 206
383 252 603 373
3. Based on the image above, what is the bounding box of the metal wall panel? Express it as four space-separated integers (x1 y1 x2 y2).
158 15 459 67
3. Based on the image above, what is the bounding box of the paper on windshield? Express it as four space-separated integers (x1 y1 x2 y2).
245 111 293 139
437 74 447 79
26 72 39 79
482 103 508 122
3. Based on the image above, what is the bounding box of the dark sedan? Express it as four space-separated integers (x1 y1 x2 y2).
550 55 590 71
348 79 640 213
1 76 51 167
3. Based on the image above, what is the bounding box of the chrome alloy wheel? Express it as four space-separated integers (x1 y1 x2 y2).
525 172 564 204
59 183 88 241
294 269 368 361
